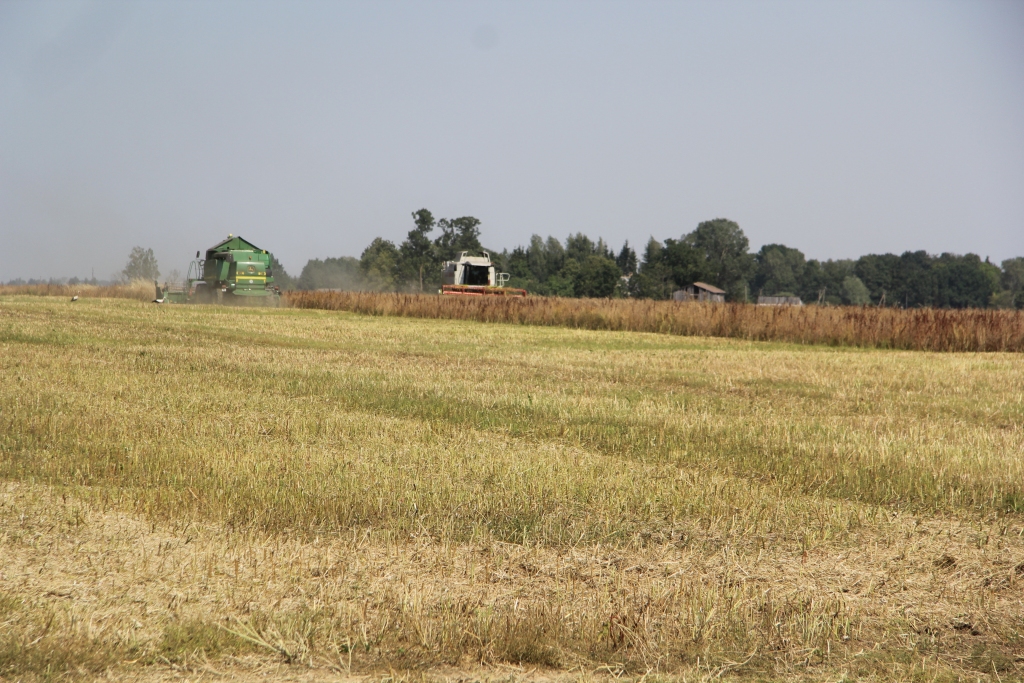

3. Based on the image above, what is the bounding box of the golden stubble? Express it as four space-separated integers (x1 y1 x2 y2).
0 296 1022 680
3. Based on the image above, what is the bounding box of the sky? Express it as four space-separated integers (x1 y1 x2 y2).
1 0 1022 281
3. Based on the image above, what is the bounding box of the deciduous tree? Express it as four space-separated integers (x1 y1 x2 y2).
434 216 483 262
684 219 755 301
574 254 621 298
359 238 400 291
122 247 159 282
841 275 870 305
754 244 805 296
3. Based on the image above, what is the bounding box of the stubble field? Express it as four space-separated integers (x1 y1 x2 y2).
0 296 1022 681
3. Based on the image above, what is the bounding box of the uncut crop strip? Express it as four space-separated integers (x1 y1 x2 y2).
0 280 155 302
286 291 1024 352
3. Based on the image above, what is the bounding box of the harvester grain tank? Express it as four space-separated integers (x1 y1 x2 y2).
440 251 526 297
156 234 281 305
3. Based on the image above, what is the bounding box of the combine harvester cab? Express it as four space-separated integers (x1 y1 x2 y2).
156 234 281 306
440 251 526 297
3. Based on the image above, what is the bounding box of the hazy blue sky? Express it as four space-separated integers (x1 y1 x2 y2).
1 0 1022 280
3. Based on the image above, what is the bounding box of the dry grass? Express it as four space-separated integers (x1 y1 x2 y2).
4 482 1023 682
0 279 156 302
1 295 1022 681
286 290 1024 352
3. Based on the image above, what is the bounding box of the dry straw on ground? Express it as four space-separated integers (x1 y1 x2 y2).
287 290 1024 352
0 296 1022 681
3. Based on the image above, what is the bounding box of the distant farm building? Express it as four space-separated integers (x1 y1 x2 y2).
673 282 726 303
757 295 803 306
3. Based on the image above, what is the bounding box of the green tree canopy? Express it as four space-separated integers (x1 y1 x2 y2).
564 233 596 264
1002 257 1024 295
122 246 160 282
616 241 637 275
932 253 998 309
339 209 1024 307
526 235 550 281
630 238 674 299
660 238 703 291
359 238 400 290
754 244 805 296
574 254 621 298
683 219 755 301
434 216 483 261
399 208 437 291
505 246 531 279
854 253 899 304
546 258 579 297
269 254 294 290
544 236 566 274
998 257 1024 308
840 275 870 305
791 258 854 305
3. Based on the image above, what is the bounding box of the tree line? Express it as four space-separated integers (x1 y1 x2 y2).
288 210 1023 309
22 214 1013 308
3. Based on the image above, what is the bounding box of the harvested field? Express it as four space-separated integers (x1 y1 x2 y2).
287 290 1024 352
0 295 1022 681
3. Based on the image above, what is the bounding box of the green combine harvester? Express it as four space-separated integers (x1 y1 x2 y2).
156 234 281 306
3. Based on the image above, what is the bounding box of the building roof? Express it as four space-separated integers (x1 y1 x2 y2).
692 282 726 294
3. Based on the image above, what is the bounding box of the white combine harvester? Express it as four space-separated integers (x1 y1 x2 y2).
440 251 527 297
